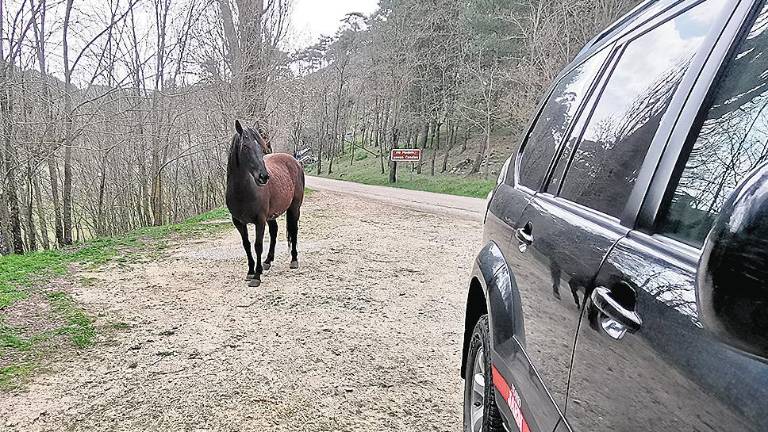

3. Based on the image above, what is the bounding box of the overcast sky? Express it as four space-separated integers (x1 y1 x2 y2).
31 0 381 83
289 0 379 49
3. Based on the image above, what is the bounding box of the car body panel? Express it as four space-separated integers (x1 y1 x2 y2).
468 240 563 432
567 233 768 431
502 194 627 412
565 2 768 430
463 1 768 431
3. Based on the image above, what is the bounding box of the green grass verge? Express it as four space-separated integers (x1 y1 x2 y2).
0 206 232 389
47 292 95 348
0 207 231 311
306 149 494 198
0 362 34 389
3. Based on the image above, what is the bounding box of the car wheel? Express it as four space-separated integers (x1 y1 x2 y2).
463 315 504 432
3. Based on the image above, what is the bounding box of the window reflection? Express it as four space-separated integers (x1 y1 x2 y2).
518 49 609 189
558 0 725 218
659 4 768 247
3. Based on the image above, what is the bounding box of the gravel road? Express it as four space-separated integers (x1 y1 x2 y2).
1 183 484 431
305 176 487 221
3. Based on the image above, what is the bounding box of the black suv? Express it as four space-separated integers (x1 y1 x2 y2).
461 0 768 431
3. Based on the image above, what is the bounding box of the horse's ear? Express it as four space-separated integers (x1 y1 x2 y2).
235 120 243 136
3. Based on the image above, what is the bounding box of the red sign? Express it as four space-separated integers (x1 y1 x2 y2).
390 149 422 162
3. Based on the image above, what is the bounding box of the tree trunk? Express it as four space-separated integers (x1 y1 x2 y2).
62 0 75 245
416 121 428 174
150 0 170 226
33 173 50 250
388 128 399 183
47 156 64 246
62 115 73 244
218 0 240 73
441 123 456 173
483 114 492 179
237 0 266 121
350 129 356 166
1 72 24 254
97 153 108 235
0 186 11 254
379 103 390 175
25 166 37 251
33 4 61 248
430 120 440 176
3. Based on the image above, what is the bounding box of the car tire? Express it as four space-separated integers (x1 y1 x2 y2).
463 315 504 432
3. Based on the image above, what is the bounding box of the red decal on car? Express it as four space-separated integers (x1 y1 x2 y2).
492 365 531 432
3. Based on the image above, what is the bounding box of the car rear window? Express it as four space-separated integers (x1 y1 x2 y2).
517 49 609 190
556 0 726 218
657 2 768 247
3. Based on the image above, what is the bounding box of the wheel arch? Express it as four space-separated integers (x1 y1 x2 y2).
461 241 525 377
462 276 488 377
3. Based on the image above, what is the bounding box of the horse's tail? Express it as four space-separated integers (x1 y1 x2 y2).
288 158 304 252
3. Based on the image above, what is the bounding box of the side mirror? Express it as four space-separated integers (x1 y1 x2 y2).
697 162 768 359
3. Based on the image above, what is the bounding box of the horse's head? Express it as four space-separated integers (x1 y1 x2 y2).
234 120 270 186
257 126 273 155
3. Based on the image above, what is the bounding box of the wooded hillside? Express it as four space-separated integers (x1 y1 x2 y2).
0 0 639 254
287 0 641 181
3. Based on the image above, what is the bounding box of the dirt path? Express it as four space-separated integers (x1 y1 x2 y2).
1 188 482 431
305 176 487 222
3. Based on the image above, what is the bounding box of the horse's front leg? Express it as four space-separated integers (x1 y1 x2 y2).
233 218 255 280
263 219 278 270
249 220 266 287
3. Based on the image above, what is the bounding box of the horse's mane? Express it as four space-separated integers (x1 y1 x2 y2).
228 127 267 170
228 133 241 168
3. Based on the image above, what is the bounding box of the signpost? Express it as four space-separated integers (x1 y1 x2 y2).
390 149 422 162
389 149 421 183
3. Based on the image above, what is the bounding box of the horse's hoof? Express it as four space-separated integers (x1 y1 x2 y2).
263 262 271 271
248 279 261 287
290 261 299 269
245 274 255 280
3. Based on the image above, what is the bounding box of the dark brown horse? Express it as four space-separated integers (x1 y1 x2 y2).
226 120 305 287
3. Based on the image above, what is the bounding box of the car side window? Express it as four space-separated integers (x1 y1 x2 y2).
657 2 768 247
556 0 726 218
517 49 609 190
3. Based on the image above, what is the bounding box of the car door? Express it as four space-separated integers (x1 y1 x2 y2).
503 0 732 427
486 44 615 432
566 1 768 430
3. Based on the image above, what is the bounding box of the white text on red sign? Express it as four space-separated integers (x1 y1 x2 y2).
390 149 422 162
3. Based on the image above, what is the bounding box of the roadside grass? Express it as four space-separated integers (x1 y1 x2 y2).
1 207 232 310
0 363 34 389
306 148 495 198
0 206 233 390
47 291 96 349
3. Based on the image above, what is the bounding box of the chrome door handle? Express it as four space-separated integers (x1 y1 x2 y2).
591 286 642 340
515 227 533 244
515 221 534 244
514 223 534 253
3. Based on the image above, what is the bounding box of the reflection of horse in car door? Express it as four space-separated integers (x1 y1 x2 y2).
549 261 584 308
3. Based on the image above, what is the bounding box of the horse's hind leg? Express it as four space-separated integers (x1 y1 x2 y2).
263 219 278 270
233 218 255 280
249 220 266 287
287 207 300 269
